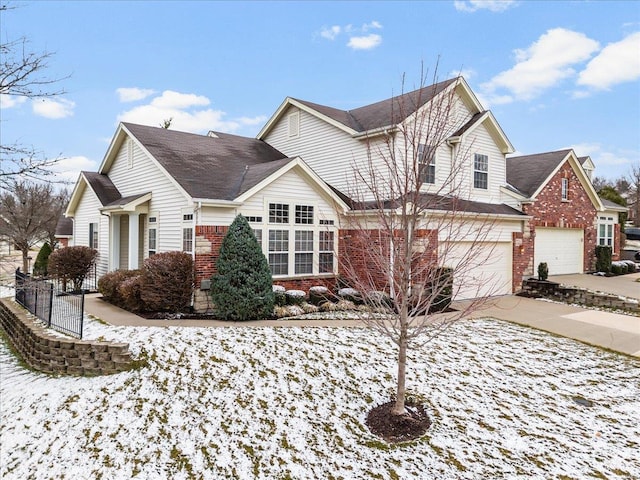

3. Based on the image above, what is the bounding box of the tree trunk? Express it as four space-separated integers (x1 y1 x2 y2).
392 313 409 415
21 249 29 273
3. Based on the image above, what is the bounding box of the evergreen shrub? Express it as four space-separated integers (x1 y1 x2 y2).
595 245 612 273
211 215 274 320
32 242 53 277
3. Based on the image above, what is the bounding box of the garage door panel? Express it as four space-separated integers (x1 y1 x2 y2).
534 228 583 275
440 242 512 300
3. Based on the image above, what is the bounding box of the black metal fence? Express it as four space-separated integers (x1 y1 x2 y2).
15 270 84 339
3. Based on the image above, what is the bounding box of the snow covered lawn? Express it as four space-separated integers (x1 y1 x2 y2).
1 315 639 479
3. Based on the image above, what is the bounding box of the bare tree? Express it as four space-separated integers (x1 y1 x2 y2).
340 69 506 431
0 181 68 272
628 162 640 226
1 3 68 189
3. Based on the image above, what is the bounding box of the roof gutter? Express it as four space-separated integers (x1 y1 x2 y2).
191 198 243 208
351 125 398 139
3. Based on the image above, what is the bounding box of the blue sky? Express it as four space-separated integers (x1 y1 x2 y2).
2 0 639 185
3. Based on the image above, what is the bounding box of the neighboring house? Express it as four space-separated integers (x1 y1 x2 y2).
502 149 625 276
54 216 73 248
65 123 348 310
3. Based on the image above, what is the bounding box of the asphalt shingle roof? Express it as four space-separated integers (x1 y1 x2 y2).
54 216 73 237
293 78 458 133
506 149 572 198
123 123 289 201
82 171 122 206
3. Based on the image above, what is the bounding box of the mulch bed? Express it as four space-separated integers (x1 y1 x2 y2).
365 400 431 444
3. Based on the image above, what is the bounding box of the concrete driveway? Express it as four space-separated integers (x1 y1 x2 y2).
549 272 640 300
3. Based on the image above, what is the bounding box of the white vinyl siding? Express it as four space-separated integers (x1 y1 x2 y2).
72 186 109 277
107 136 190 253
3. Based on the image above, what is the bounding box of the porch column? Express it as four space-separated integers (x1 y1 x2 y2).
110 214 120 271
128 212 140 269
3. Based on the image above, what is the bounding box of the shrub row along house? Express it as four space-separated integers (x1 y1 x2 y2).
62 77 625 311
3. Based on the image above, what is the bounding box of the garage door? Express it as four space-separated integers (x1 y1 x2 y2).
534 228 584 275
440 242 512 300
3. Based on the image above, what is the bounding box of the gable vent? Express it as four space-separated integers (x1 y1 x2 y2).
288 111 300 138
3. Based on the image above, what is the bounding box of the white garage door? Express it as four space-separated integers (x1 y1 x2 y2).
535 228 584 275
440 242 512 300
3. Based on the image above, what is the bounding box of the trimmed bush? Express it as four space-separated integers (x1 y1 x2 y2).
119 274 145 312
140 252 194 313
309 285 335 306
285 290 306 306
48 246 98 292
273 285 287 306
32 243 53 277
595 245 612 273
537 262 549 281
98 269 142 307
211 215 274 321
338 287 362 304
365 290 394 311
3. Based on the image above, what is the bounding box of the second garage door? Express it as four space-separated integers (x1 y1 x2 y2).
534 227 584 275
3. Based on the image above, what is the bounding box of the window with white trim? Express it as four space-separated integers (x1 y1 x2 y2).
418 144 436 184
269 203 289 224
268 230 289 275
319 231 334 273
294 231 313 274
295 205 314 224
182 212 194 254
148 215 157 256
561 178 569 200
89 222 98 249
473 153 488 189
598 216 615 248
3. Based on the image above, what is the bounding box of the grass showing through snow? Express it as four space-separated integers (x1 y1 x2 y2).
1 316 639 479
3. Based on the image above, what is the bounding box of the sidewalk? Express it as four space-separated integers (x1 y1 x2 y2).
84 293 640 358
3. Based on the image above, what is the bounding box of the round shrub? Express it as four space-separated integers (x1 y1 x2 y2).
140 251 194 313
119 274 145 312
338 287 362 304
211 215 274 321
98 269 142 308
48 246 98 292
285 290 306 306
301 303 319 314
273 285 286 306
309 285 335 306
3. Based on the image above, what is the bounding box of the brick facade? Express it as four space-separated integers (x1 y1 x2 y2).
514 162 599 290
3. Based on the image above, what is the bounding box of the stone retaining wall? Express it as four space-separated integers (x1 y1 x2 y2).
521 279 640 313
0 298 135 375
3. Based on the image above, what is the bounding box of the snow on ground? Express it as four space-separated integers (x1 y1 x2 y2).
1 314 639 480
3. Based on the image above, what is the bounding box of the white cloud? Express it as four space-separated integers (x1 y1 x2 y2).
32 98 76 119
319 21 383 50
150 90 210 109
569 143 638 179
320 25 341 40
116 87 156 102
117 90 263 135
577 32 640 90
50 155 99 185
347 34 382 51
481 28 599 103
454 0 517 13
0 95 27 109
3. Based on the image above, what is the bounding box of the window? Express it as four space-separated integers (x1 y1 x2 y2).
561 178 569 200
319 219 334 226
418 144 436 184
288 111 299 138
246 216 262 223
89 222 98 249
253 228 262 245
183 213 193 221
598 216 615 248
473 154 488 189
295 231 313 274
148 215 157 256
295 205 314 224
268 230 289 275
319 231 334 273
269 203 289 224
182 228 193 253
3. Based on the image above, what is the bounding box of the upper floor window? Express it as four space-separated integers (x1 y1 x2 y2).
269 203 289 224
295 205 314 224
561 178 569 200
473 154 488 190
418 144 436 185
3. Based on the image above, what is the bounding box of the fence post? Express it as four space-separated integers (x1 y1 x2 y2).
79 291 85 339
47 282 54 327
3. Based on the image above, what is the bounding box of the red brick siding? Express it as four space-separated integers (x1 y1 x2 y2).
522 162 598 273
273 277 336 292
194 225 228 286
512 231 534 293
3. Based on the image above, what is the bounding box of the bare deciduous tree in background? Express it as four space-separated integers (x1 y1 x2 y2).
0 182 68 272
340 70 507 421
1 3 68 190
